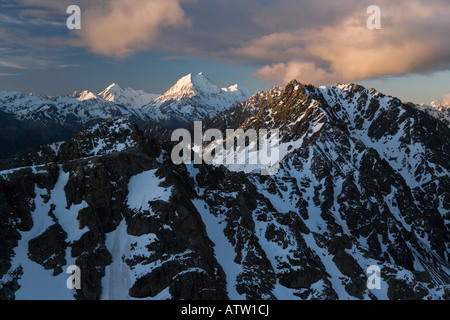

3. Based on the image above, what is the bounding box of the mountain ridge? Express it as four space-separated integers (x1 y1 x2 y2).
97 83 160 110
1 80 449 300
0 73 252 159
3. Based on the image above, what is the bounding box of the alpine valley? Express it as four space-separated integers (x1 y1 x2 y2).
0 74 449 300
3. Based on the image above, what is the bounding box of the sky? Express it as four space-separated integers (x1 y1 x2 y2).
0 0 449 104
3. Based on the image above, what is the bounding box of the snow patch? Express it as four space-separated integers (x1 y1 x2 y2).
127 169 172 212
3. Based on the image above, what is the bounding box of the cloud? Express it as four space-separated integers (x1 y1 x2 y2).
0 13 25 25
12 0 192 59
230 31 307 63
0 28 69 50
0 49 76 70
253 61 334 85
0 12 64 26
0 27 73 70
0 60 28 69
160 55 189 61
55 64 81 68
72 0 191 59
7 0 450 86
241 1 450 85
15 0 93 13
252 0 361 32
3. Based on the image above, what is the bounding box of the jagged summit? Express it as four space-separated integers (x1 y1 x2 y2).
155 72 253 103
71 90 97 101
156 72 222 102
98 83 122 99
71 83 160 110
59 117 145 158
98 83 125 100
142 72 253 129
98 83 160 109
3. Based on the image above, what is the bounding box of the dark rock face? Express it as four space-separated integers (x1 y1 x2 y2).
0 111 75 161
1 79 449 300
28 222 68 275
0 92 148 160
140 120 173 144
200 86 283 134
0 165 59 279
0 118 229 300
123 164 228 300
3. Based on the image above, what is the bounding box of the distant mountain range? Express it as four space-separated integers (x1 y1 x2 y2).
417 102 450 128
72 83 160 110
0 78 449 300
0 73 252 159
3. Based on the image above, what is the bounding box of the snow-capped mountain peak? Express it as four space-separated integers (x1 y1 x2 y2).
71 83 160 109
71 90 98 101
98 83 124 101
222 84 252 99
156 72 222 102
143 72 253 128
191 72 222 95
98 83 160 109
223 84 240 92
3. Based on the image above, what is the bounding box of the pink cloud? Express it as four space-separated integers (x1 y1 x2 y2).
11 0 450 85
71 0 191 58
253 61 334 86
245 1 450 85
